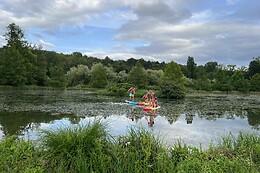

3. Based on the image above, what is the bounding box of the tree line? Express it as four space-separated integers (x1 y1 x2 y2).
0 23 259 98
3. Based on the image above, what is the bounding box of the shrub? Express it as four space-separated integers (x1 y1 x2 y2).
159 80 185 99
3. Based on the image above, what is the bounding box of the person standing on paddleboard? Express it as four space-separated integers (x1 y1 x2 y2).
128 86 135 101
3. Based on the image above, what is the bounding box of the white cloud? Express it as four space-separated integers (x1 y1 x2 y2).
0 0 259 66
38 39 55 48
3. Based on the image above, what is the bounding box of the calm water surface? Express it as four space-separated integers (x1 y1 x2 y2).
0 90 259 148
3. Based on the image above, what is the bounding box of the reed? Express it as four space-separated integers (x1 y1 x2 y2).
114 127 172 173
41 120 115 172
0 123 259 173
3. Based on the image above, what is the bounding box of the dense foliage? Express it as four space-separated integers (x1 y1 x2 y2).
0 23 260 98
0 123 259 173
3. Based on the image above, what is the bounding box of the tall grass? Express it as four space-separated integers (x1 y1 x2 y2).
0 136 45 172
114 127 172 173
41 120 115 172
0 122 259 173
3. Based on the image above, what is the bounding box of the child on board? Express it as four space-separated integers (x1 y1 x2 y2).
149 90 155 107
128 86 135 101
153 97 158 108
142 90 149 103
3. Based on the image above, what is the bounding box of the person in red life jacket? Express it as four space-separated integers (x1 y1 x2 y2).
149 90 155 107
128 86 135 101
142 90 149 103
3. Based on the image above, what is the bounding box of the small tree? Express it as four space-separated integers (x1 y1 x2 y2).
250 73 260 92
160 61 185 99
66 65 90 86
204 61 218 80
47 66 67 87
160 80 185 99
161 61 184 85
146 69 164 86
117 70 128 83
248 57 260 78
90 63 107 88
128 61 148 89
186 56 197 79
104 66 117 84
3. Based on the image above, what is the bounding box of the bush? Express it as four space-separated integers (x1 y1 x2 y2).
108 83 131 96
159 81 185 99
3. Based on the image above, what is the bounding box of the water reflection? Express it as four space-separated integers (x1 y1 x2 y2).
128 110 158 127
247 108 260 129
185 112 195 124
0 111 74 137
0 90 259 147
145 110 157 127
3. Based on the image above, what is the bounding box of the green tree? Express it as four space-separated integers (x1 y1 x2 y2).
104 66 117 84
160 80 185 99
250 73 260 92
204 61 218 80
213 69 232 93
146 69 164 86
103 56 113 67
32 48 48 86
160 61 185 99
47 66 67 87
90 63 107 88
128 61 148 89
66 65 90 86
230 71 250 93
72 52 82 58
0 23 36 86
117 70 128 83
4 23 27 48
162 61 184 85
0 47 27 85
248 57 260 78
186 56 197 79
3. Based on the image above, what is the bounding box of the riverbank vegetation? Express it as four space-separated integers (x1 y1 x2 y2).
1 23 260 99
0 121 259 172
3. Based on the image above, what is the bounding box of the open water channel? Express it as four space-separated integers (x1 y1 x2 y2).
0 90 259 149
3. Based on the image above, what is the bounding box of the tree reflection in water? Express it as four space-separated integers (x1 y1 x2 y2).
0 111 74 137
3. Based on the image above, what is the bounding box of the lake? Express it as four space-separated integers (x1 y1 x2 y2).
0 90 259 149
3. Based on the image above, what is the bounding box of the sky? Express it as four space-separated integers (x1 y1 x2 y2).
0 0 259 67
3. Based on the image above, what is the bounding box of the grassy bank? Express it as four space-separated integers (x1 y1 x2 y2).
0 121 259 173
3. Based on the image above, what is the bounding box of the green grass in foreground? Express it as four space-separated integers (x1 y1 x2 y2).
0 121 259 173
